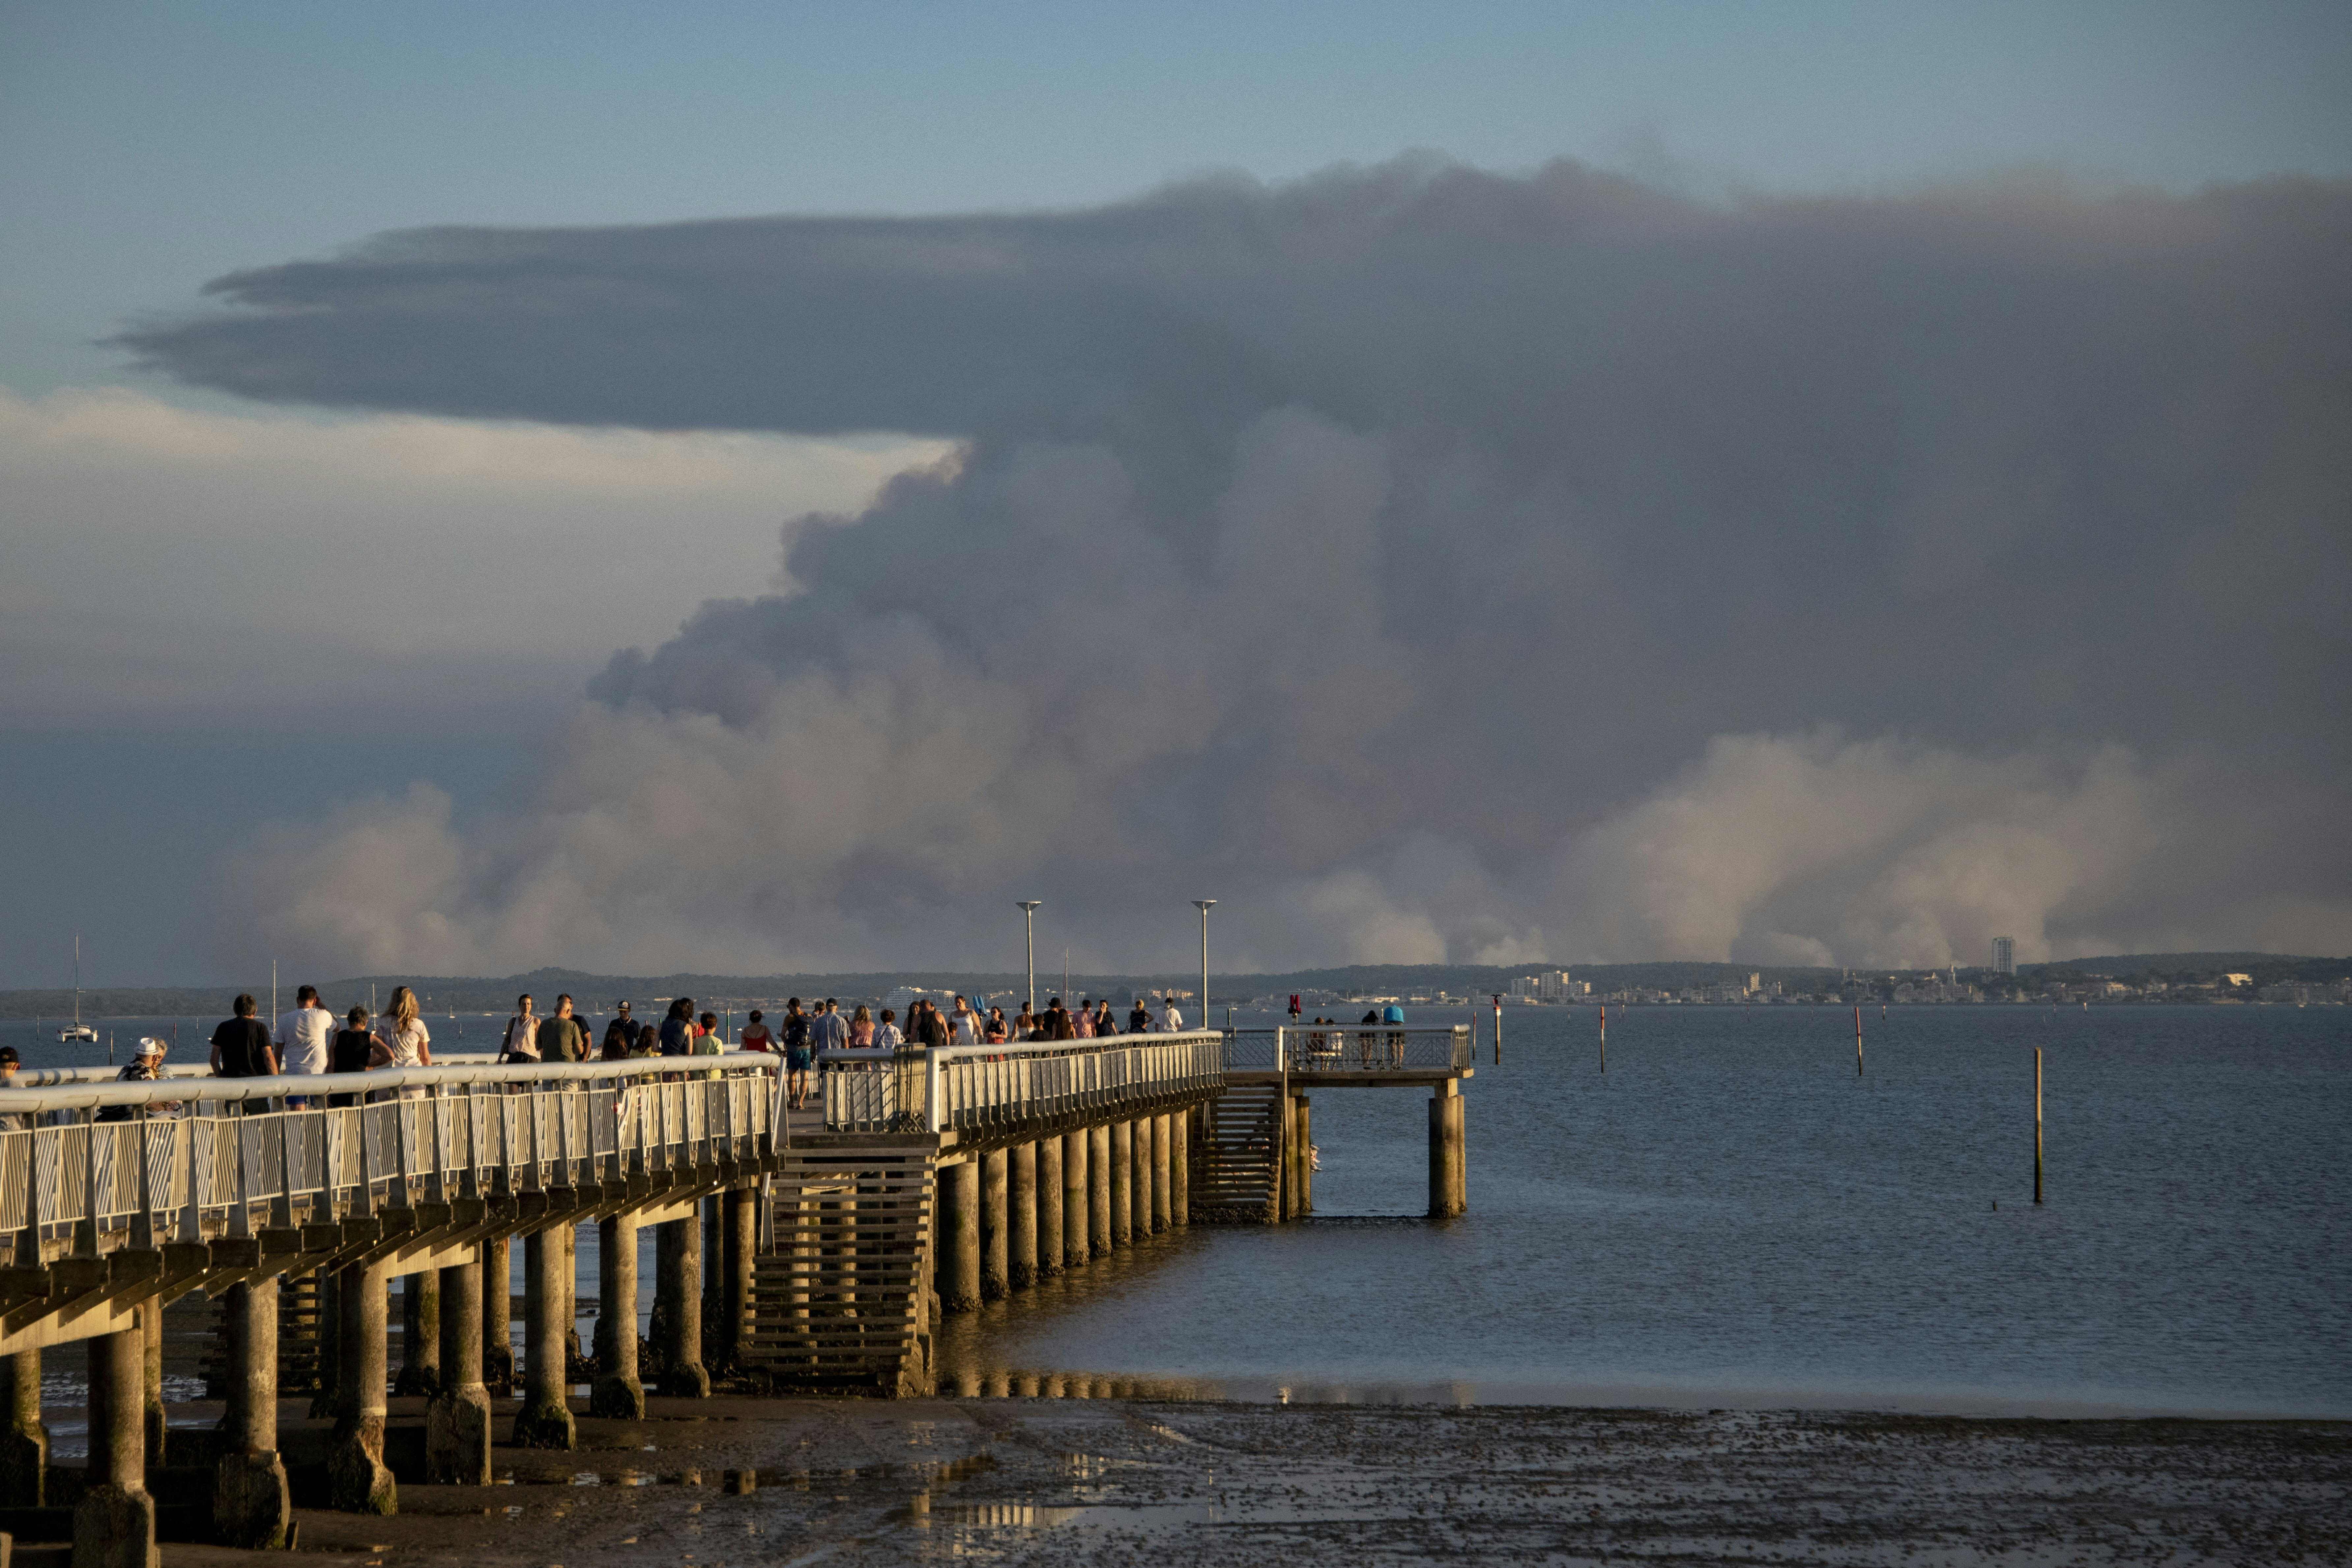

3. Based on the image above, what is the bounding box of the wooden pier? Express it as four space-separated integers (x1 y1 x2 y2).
0 1023 1471 1560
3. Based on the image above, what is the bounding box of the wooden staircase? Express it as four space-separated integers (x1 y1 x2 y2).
746 1145 938 1395
1190 1085 1285 1223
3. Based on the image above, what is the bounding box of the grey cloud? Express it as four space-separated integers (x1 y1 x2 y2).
144 158 2352 973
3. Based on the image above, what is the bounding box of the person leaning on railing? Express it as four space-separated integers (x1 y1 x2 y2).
97 1037 177 1121
210 993 279 1111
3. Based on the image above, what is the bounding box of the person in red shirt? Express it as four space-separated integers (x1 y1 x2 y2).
739 1009 775 1052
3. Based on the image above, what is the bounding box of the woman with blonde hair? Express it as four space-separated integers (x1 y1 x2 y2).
371 985 433 1098
848 1004 874 1047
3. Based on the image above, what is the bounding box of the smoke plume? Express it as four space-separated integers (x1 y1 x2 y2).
125 157 2352 973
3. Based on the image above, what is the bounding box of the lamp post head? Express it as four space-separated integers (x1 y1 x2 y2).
1017 900 1044 914
1192 899 1216 913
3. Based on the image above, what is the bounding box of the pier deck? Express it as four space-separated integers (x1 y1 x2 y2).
0 1024 1472 1559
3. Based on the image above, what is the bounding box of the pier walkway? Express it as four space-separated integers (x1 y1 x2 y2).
0 1024 1469 1563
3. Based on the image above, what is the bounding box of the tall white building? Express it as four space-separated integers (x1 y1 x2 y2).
1991 936 2016 976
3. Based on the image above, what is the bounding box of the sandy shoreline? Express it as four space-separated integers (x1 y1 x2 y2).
146 1392 2352 1567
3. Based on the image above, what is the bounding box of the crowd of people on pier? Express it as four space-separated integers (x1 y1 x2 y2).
29 982 1206 1111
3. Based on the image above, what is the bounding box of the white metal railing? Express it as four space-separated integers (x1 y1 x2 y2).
1230 1025 1472 1074
819 1031 1225 1134
0 1053 781 1261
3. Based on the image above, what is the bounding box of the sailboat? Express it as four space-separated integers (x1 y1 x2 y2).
59 933 97 1043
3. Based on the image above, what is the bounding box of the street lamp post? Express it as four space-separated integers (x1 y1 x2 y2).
1017 901 1044 1014
1192 900 1215 1028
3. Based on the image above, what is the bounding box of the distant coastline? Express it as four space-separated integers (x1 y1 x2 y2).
2 951 2343 1019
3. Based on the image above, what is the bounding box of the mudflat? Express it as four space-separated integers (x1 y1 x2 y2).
169 1394 2349 1567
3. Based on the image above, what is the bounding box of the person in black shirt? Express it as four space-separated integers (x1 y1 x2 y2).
329 1005 376 1107
209 994 277 1078
1127 1001 1153 1033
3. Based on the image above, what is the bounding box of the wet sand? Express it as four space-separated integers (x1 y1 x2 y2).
158 1393 2350 1567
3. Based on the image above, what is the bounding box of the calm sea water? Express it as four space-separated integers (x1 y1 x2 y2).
934 1003 2352 1416
11 1004 2346 1416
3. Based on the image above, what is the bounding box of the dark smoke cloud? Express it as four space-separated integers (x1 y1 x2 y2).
130 157 2352 974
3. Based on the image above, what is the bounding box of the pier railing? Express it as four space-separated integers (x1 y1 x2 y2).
818 1031 1224 1135
0 1054 779 1263
1228 1025 1472 1074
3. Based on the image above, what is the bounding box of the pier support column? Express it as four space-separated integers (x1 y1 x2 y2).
1061 1130 1090 1269
74 1323 157 1568
1296 1096 1312 1215
1109 1122 1133 1248
1428 1080 1466 1219
140 1295 164 1465
427 1253 492 1483
0 1348 47 1507
1131 1119 1154 1239
512 1230 575 1448
215 1279 291 1548
723 1185 755 1376
328 1261 395 1514
979 1149 1010 1301
394 1268 440 1396
1087 1125 1112 1257
1150 1114 1173 1233
1035 1137 1063 1278
1008 1143 1038 1290
591 1211 645 1417
1170 1109 1189 1228
941 1160 982 1313
655 1214 710 1396
481 1235 513 1393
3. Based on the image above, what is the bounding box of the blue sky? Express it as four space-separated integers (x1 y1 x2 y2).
3 1 2347 987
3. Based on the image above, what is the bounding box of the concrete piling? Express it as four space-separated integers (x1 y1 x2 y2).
592 1210 646 1418
512 1230 576 1449
481 1234 513 1392
0 1347 47 1507
1170 1108 1188 1227
140 1294 164 1464
214 1278 292 1547
394 1267 440 1396
1428 1081 1466 1218
1109 1122 1133 1248
723 1185 756 1374
1295 1096 1312 1215
1087 1124 1112 1258
1008 1142 1038 1289
655 1214 711 1396
1035 1137 1064 1278
1150 1114 1173 1233
74 1322 157 1568
980 1149 1010 1301
1062 1129 1091 1269
328 1260 396 1513
1132 1118 1154 1238
942 1159 982 1313
427 1253 493 1483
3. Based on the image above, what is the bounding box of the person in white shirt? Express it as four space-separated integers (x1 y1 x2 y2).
276 985 338 1076
872 1008 905 1049
949 996 982 1047
1160 995 1184 1031
275 984 337 1105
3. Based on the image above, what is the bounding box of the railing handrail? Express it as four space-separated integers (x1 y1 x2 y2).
819 1028 1222 1066
0 1050 780 1113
